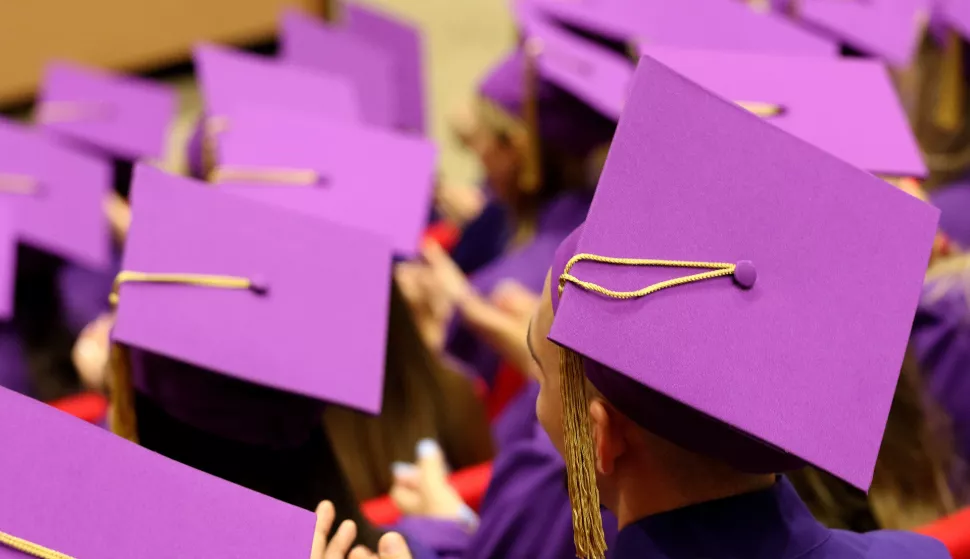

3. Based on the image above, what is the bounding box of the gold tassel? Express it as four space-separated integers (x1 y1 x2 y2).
520 39 543 195
934 31 965 132
558 346 607 559
108 342 139 443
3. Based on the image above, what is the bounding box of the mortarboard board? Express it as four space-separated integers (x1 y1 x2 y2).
340 2 427 134
110 165 393 430
0 385 315 559
638 46 926 178
35 62 177 162
280 9 398 129
546 55 939 557
528 0 838 56
0 119 111 271
193 43 362 129
793 0 930 67
939 0 970 39
280 10 398 128
208 104 436 256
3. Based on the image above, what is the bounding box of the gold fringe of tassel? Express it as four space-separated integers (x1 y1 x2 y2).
109 342 139 443
520 39 543 195
934 31 965 132
559 346 608 559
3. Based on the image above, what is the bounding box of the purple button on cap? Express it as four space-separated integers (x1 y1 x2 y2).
733 260 757 289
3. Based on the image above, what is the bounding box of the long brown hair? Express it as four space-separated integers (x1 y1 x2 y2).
790 348 963 531
325 280 495 501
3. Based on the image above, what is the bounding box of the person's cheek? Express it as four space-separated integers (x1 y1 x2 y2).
536 382 567 456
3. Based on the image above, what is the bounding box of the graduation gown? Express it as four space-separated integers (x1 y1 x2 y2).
931 183 970 249
446 192 591 386
0 323 28 395
613 478 950 558
394 419 618 559
450 198 511 276
912 280 970 462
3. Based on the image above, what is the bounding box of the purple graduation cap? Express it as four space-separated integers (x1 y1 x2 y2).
528 0 838 56
210 104 437 256
0 385 315 559
341 2 427 134
194 43 362 126
0 119 111 271
639 46 926 178
938 0 970 38
35 62 177 161
548 54 939 552
281 9 397 129
794 0 930 67
478 19 631 163
111 165 393 416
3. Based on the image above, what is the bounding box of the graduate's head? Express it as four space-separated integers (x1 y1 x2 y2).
527 56 942 559
473 22 626 214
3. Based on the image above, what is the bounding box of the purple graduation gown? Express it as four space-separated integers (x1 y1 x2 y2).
912 279 970 462
446 192 591 387
395 418 618 559
57 247 122 334
612 477 949 558
931 182 970 250
0 323 28 395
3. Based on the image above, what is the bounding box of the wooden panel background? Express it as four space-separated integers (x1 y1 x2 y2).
0 0 324 106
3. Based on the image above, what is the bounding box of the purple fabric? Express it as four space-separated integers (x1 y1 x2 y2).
396 420 618 559
478 51 615 159
57 247 121 333
0 324 28 395
912 279 970 462
0 386 317 559
932 182 970 249
446 192 591 386
491 380 540 451
131 348 325 448
612 477 950 558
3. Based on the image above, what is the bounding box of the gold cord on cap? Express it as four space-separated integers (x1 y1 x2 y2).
208 166 321 186
34 101 113 124
0 531 76 559
109 271 262 306
735 101 785 118
560 255 738 299
0 173 40 195
107 271 266 441
555 254 753 559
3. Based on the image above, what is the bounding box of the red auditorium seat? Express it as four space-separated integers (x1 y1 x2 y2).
918 507 970 559
362 462 494 526
48 392 109 424
486 362 527 421
423 222 461 252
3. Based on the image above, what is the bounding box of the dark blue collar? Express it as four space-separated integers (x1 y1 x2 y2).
612 477 831 558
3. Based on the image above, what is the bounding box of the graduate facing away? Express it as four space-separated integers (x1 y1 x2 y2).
525 56 951 559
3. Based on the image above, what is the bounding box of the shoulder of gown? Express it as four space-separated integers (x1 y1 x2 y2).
396 421 616 559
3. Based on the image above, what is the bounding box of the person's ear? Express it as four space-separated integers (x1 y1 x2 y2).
590 398 625 476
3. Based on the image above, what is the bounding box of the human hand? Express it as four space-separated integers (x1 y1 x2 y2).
104 192 131 244
310 501 417 559
389 440 475 526
435 182 486 227
72 313 115 391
